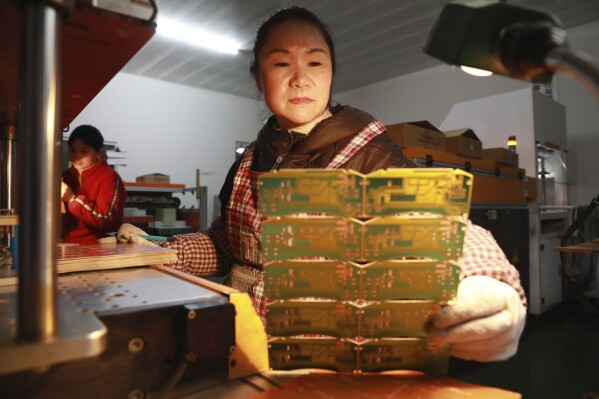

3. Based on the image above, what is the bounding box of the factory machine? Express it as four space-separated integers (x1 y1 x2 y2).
0 1 268 397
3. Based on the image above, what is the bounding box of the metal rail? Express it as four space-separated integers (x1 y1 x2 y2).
17 0 73 341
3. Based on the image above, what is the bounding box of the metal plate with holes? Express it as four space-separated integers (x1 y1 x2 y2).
0 285 106 375
57 267 218 316
0 268 235 399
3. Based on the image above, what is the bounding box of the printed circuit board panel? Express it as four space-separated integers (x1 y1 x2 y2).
259 168 473 373
259 168 472 218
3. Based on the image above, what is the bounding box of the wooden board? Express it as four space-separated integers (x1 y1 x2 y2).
57 243 178 273
251 372 521 399
123 215 155 224
0 214 18 226
555 241 599 254
124 182 186 189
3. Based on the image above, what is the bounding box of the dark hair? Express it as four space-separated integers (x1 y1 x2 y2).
68 125 104 151
249 6 336 82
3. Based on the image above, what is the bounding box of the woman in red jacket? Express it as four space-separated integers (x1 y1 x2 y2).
61 125 126 245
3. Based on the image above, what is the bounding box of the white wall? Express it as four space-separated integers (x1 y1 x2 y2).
71 73 262 221
334 21 599 206
332 64 528 128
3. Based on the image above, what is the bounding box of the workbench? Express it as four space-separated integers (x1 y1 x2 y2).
176 369 521 398
555 239 599 254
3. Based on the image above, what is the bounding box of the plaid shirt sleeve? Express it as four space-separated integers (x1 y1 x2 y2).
458 218 527 307
162 217 234 277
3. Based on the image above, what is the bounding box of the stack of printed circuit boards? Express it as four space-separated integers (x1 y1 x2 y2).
259 168 473 373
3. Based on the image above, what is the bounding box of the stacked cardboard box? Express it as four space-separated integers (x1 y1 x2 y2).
444 128 483 159
386 121 446 151
482 148 519 166
136 173 170 183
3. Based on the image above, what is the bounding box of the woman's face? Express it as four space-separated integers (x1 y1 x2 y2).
257 20 333 132
68 138 103 172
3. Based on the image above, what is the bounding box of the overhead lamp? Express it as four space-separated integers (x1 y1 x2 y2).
424 0 599 103
157 18 240 55
460 66 493 77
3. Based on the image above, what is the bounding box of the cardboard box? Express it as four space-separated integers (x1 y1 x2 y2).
385 121 446 151
525 176 537 201
154 208 177 222
482 148 519 167
136 173 170 183
444 128 483 159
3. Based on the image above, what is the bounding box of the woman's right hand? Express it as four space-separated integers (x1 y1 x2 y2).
116 223 159 247
61 181 74 203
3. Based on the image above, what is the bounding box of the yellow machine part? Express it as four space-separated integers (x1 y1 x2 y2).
151 265 269 380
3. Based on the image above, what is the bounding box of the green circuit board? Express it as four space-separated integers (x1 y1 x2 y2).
266 300 360 338
363 168 471 217
360 260 460 302
268 337 449 374
362 216 466 261
263 260 360 300
263 259 460 302
261 216 360 261
358 338 449 373
258 168 472 218
261 215 466 262
259 169 364 217
268 337 357 372
360 300 439 338
266 300 438 338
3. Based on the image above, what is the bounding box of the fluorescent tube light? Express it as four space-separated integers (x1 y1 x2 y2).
157 18 240 55
460 66 493 77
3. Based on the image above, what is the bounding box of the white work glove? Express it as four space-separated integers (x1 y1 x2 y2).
98 223 159 247
427 275 526 362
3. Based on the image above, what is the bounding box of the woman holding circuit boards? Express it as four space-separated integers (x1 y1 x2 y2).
118 6 526 363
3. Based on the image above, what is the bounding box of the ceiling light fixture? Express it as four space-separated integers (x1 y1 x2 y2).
460 65 493 77
157 18 240 55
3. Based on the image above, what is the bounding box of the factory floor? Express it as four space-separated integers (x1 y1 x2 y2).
447 298 599 399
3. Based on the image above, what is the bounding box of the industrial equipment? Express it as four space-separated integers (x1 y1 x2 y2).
0 1 268 397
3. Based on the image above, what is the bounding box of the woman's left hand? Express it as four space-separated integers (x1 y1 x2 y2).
427 275 526 362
